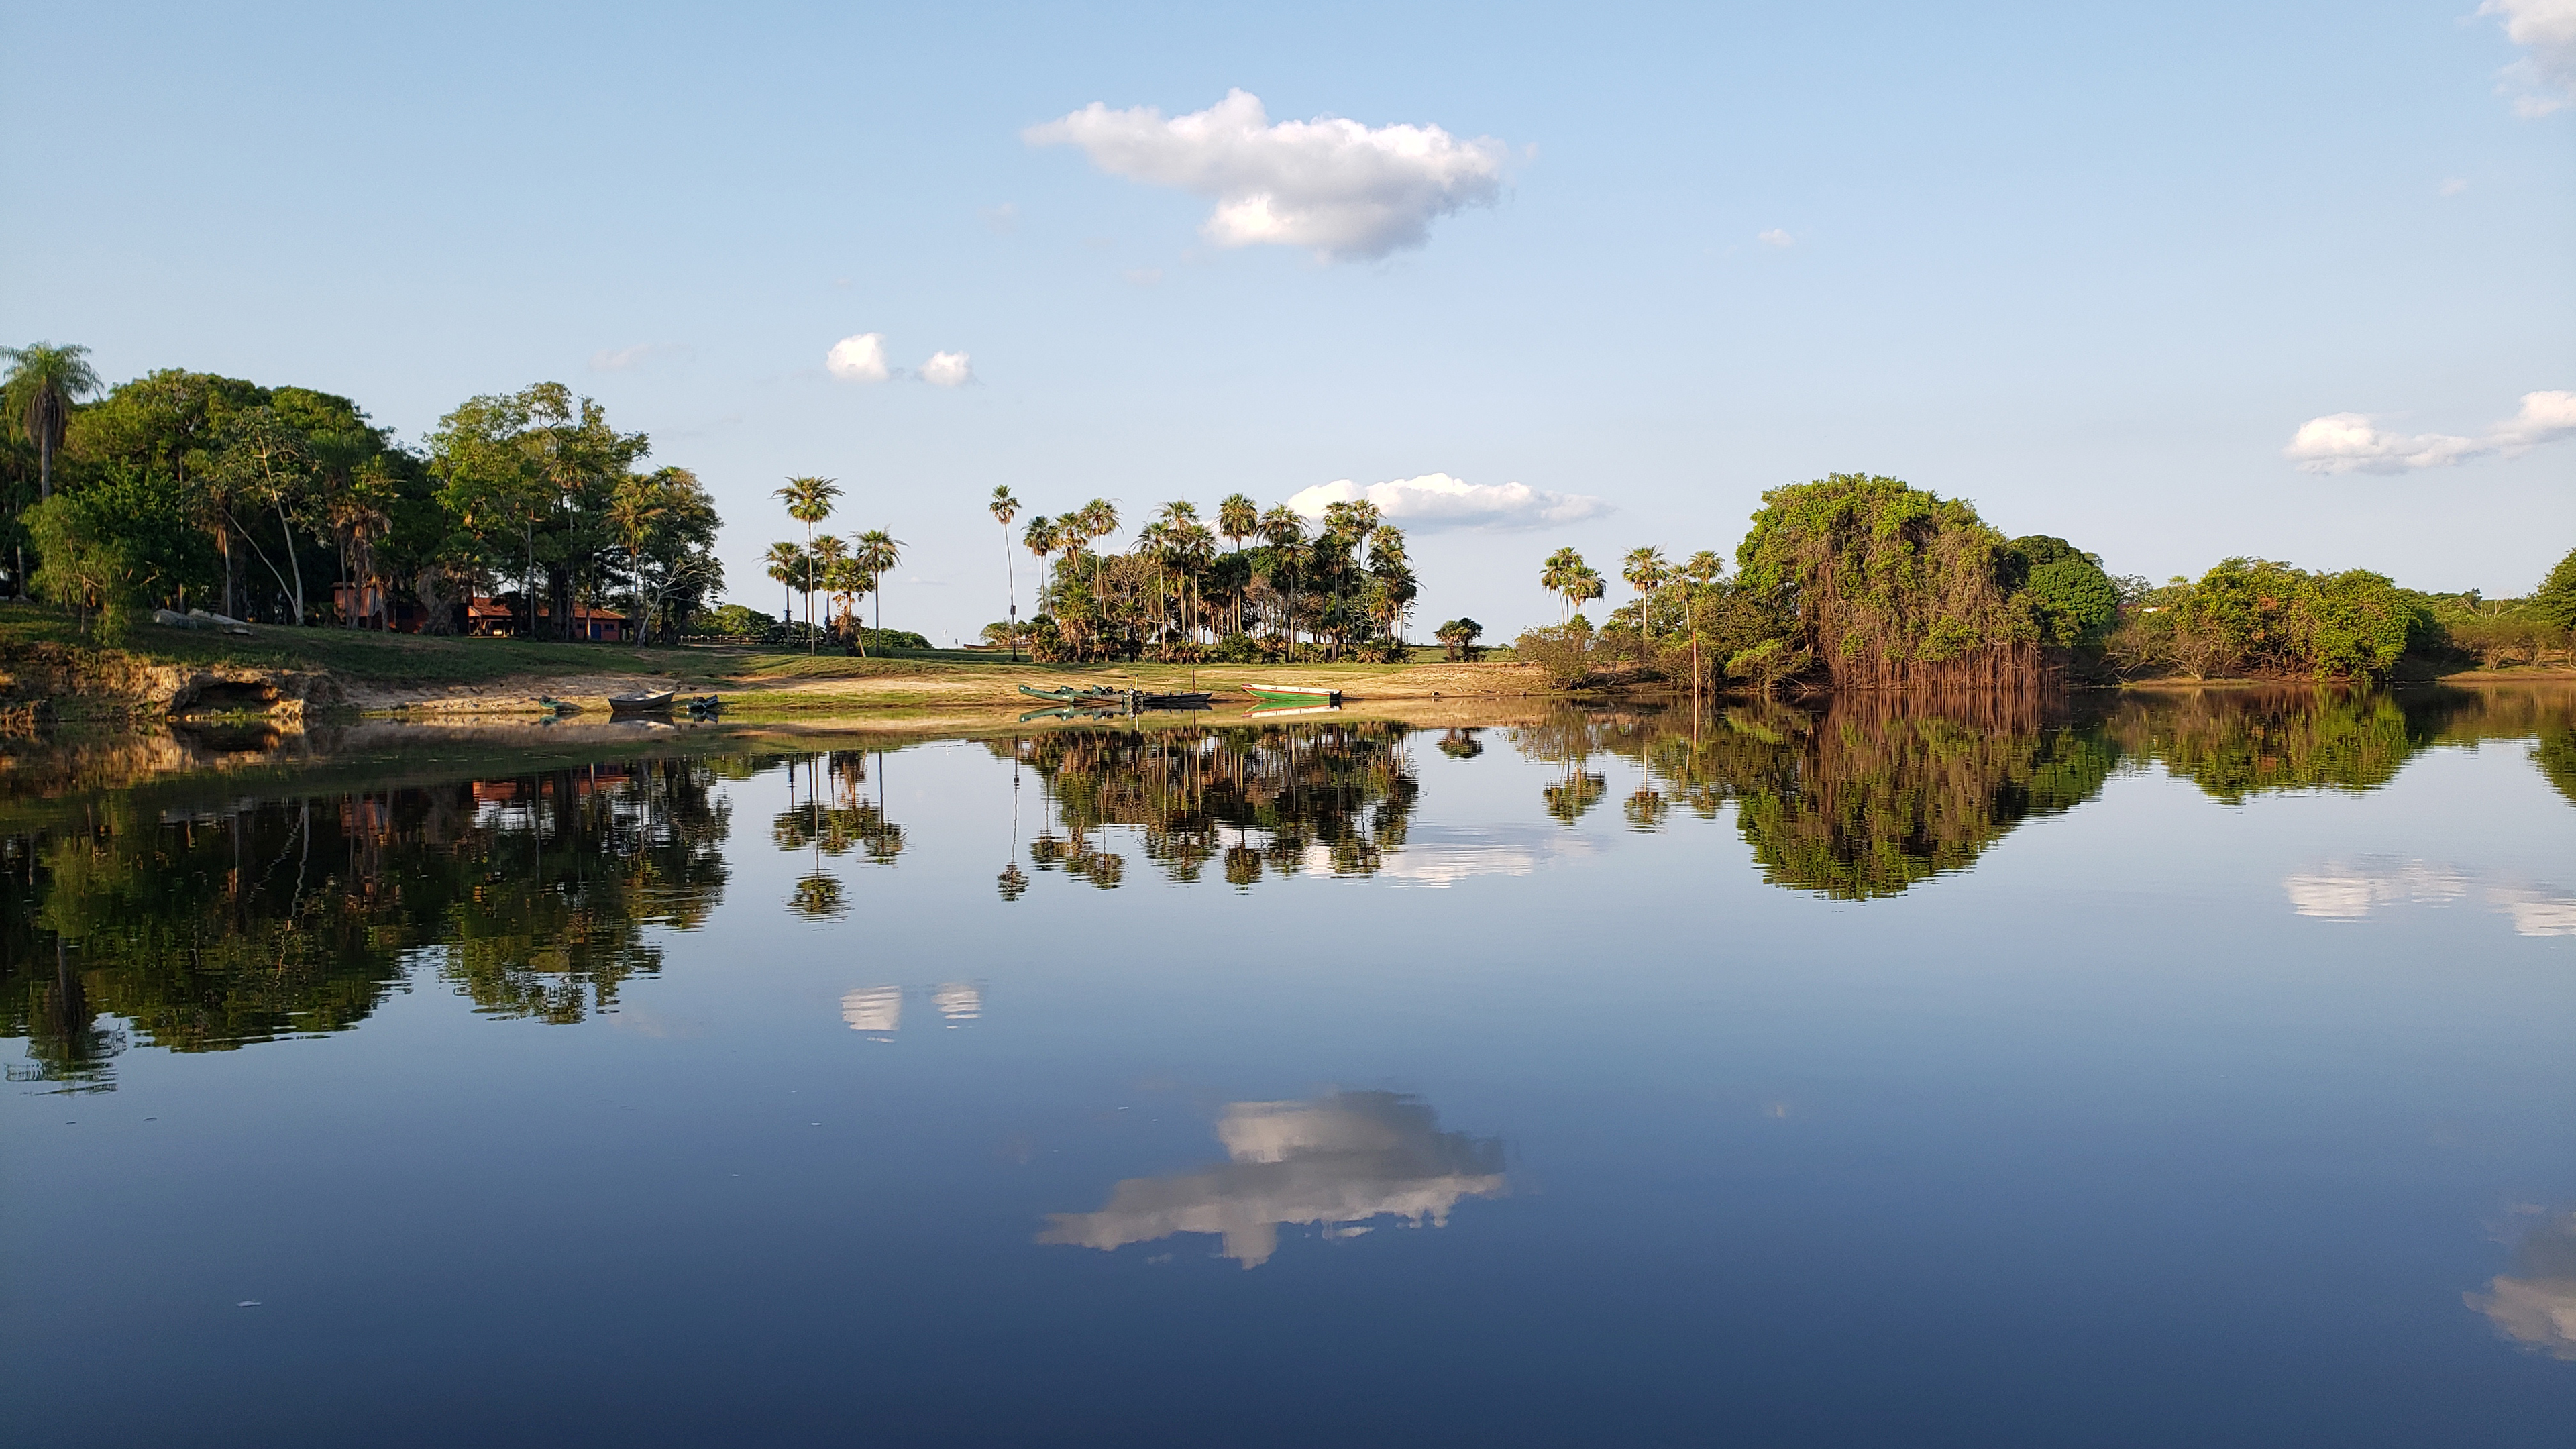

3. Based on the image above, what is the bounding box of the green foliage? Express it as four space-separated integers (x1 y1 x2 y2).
1735 474 2039 688
701 603 774 637
2112 558 2434 680
1513 619 1607 687
2533 546 2576 633
1434 616 1485 661
2007 536 2121 647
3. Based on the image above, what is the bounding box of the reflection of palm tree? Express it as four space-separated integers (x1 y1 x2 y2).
789 872 845 918
1623 787 1668 832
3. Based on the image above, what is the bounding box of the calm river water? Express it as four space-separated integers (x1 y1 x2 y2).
5 686 2573 1445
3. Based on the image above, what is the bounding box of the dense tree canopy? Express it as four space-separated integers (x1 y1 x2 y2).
0 353 724 641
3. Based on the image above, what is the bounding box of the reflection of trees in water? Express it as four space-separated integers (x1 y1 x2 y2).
2526 727 2575 808
766 750 905 918
996 723 1419 892
1519 686 2576 898
0 759 732 1085
1711 695 2121 900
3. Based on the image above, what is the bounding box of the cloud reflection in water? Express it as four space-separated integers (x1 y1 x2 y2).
2467 1210 2576 1360
1041 1091 1505 1269
2282 857 2576 936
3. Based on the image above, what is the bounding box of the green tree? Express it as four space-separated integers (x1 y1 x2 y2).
2532 546 2576 633
1735 474 2037 689
989 485 1023 658
855 529 904 639
1 342 101 502
1622 545 1671 656
775 475 841 650
1540 546 1589 625
2006 535 2121 647
764 541 808 631
1435 617 1484 660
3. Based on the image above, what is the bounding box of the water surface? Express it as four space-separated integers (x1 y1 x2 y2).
5 686 2573 1445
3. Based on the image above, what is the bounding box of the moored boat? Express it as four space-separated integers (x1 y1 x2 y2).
608 690 675 715
1240 684 1342 707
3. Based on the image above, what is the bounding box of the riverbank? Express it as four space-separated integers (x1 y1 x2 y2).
0 605 1554 721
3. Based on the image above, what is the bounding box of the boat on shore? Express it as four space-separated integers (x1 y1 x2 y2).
608 690 675 716
1240 684 1342 708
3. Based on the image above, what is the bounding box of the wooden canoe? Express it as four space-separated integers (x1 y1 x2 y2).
608 690 675 715
1241 684 1342 707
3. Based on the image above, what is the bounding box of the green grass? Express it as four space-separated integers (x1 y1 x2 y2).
0 603 740 686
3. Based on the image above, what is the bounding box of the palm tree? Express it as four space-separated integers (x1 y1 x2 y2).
1076 498 1118 596
810 534 850 638
1571 566 1605 620
1218 493 1257 552
855 529 904 640
608 474 669 645
775 475 841 652
989 485 1022 659
1177 521 1216 643
1540 546 1589 624
764 541 806 634
1 342 102 502
1022 513 1057 617
1623 545 1670 659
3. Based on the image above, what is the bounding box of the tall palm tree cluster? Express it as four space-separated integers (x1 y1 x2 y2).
0 345 724 640
1002 492 1419 662
1527 543 1789 693
764 478 904 654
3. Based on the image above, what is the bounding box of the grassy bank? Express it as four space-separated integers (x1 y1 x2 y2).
0 602 1552 716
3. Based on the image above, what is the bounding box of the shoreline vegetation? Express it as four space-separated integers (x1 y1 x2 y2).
4 347 2570 724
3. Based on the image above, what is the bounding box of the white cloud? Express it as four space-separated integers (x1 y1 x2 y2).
2283 414 2488 474
1286 473 1611 532
1758 228 1794 247
2440 177 2471 195
2482 0 2576 117
825 332 890 382
981 201 1018 233
2284 390 2576 474
920 350 974 387
2489 389 2576 452
1026 89 1507 262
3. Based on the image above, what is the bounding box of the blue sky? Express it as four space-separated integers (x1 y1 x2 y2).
5 0 2570 641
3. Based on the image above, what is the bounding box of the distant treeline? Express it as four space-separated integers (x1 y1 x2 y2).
1520 473 2576 690
1 343 724 643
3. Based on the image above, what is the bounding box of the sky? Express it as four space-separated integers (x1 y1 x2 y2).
4 0 2571 642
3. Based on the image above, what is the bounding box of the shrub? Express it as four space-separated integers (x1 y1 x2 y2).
1208 632 1265 663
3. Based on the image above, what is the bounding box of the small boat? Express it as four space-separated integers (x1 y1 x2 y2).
1134 691 1213 708
1240 684 1342 708
684 694 722 716
1018 684 1128 703
608 690 675 716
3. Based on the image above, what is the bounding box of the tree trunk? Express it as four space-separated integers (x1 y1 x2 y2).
277 504 305 625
